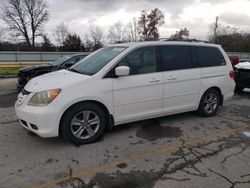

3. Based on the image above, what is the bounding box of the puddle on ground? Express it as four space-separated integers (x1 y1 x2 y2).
116 162 128 169
239 128 250 143
136 120 183 141
59 170 156 188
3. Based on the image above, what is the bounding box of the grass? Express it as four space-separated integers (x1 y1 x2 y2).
0 67 22 75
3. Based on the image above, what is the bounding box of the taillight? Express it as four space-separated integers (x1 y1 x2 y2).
229 70 235 78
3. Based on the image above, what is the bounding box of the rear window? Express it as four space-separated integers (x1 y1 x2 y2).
195 46 226 67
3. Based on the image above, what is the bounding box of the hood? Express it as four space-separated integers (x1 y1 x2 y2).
24 69 90 92
235 62 250 70
19 64 54 74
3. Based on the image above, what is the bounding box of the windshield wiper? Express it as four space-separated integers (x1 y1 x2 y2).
69 68 82 74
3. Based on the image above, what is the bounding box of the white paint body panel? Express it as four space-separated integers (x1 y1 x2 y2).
112 72 164 124
235 62 250 70
163 68 201 113
15 41 235 138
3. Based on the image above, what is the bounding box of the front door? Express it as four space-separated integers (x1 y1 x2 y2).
112 46 164 124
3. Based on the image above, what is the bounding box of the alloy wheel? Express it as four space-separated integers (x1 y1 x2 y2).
70 110 100 139
203 93 218 114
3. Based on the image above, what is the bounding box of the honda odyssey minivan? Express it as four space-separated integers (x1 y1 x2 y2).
15 41 235 144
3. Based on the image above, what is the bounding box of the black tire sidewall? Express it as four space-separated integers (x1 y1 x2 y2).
61 102 107 145
198 89 220 117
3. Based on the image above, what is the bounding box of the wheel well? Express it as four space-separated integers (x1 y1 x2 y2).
204 87 223 105
59 100 114 136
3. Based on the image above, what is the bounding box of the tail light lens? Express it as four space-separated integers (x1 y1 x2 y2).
229 70 235 78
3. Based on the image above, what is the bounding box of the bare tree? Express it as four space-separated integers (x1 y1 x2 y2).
208 23 238 43
1 0 49 49
170 27 190 40
125 17 139 42
138 8 165 41
53 22 69 47
0 27 5 42
89 25 104 44
107 19 139 44
107 21 126 44
217 25 238 36
84 33 94 51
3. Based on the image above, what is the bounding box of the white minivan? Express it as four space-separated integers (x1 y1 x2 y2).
15 41 235 144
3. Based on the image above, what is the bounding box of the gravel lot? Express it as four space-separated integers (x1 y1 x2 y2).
0 78 250 188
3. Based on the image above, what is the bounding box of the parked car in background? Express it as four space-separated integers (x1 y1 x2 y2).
15 41 235 145
17 54 86 90
240 59 250 63
234 62 250 92
228 56 239 67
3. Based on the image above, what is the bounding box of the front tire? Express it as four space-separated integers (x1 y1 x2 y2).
197 89 220 117
61 102 107 145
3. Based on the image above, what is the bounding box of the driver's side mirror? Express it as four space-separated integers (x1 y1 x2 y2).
115 66 130 76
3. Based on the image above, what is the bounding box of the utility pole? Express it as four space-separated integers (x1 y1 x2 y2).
213 16 219 44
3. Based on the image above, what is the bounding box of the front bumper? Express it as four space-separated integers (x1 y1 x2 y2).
15 100 60 138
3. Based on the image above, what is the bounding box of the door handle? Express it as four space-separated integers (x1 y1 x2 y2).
167 76 177 80
149 78 161 83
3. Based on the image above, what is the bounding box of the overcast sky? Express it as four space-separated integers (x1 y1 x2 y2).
1 0 250 43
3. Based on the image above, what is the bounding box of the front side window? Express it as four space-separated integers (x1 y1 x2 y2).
70 47 126 75
64 56 84 66
118 46 157 75
195 46 226 67
159 45 193 71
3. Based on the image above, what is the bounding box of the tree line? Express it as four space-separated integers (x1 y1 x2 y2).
209 23 250 52
0 0 167 51
0 0 250 52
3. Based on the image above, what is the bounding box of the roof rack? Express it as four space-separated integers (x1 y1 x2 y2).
160 38 210 43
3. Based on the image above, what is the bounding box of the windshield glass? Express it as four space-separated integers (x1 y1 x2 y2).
69 47 126 75
51 56 71 65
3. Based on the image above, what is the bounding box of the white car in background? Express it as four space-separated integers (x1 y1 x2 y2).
234 61 250 92
15 41 235 145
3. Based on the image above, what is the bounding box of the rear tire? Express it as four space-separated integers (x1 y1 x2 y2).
61 102 107 145
197 89 220 117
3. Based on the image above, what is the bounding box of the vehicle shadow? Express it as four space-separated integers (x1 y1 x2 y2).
110 111 196 133
25 131 71 146
234 89 250 98
22 112 195 147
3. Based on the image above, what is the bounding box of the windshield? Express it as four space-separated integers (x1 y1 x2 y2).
51 56 71 65
69 47 126 75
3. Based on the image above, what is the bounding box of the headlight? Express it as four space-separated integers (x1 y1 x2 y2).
28 89 61 107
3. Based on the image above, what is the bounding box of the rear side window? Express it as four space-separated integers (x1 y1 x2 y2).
195 46 226 67
159 45 193 71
